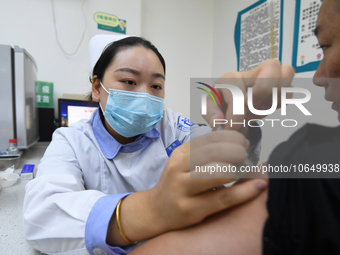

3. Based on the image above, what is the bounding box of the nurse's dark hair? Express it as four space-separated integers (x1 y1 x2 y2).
87 37 165 102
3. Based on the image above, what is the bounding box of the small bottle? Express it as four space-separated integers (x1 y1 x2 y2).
8 139 18 155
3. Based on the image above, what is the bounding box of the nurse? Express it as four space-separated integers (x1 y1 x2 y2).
23 36 288 255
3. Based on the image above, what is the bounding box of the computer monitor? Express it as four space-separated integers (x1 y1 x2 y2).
58 98 99 127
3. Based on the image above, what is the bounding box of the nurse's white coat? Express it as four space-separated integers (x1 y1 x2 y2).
23 108 210 254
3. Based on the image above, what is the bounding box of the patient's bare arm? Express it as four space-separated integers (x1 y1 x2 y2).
129 188 268 255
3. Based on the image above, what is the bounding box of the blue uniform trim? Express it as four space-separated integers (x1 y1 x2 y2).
92 110 160 159
166 139 182 157
177 116 198 132
85 193 136 255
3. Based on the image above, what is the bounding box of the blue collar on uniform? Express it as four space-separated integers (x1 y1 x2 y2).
92 109 160 159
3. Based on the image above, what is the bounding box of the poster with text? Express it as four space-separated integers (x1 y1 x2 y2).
235 0 283 72
292 0 323 73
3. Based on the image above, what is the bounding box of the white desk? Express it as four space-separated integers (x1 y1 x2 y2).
0 142 49 255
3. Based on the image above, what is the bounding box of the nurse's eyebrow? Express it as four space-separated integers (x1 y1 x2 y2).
115 68 165 80
115 68 140 75
153 73 165 80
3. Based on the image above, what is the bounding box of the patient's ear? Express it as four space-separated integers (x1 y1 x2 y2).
92 76 101 102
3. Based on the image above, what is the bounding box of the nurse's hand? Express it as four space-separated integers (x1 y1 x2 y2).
149 130 267 231
107 130 267 246
203 59 295 132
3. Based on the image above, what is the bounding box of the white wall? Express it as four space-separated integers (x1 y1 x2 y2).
1 0 214 120
0 0 141 114
141 0 214 118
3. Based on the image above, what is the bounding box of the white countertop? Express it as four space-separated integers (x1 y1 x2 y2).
0 142 49 255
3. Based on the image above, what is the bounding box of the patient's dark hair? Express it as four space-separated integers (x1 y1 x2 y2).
87 37 166 101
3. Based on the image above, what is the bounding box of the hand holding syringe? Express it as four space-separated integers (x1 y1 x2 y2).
204 65 294 183
214 125 254 183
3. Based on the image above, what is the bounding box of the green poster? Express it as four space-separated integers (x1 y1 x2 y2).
94 12 126 34
35 81 53 108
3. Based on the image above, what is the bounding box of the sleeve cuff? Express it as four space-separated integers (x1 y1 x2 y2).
85 193 137 255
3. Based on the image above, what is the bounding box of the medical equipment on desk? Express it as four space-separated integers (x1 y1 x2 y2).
0 150 23 170
0 45 39 170
0 45 39 152
0 139 23 170
0 165 19 189
7 139 18 154
0 172 20 189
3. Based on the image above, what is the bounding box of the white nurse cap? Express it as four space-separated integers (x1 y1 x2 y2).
88 34 134 78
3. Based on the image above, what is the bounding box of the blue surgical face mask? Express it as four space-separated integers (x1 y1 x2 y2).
99 82 164 138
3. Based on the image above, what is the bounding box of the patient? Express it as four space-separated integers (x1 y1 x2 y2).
263 0 340 253
130 0 340 254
